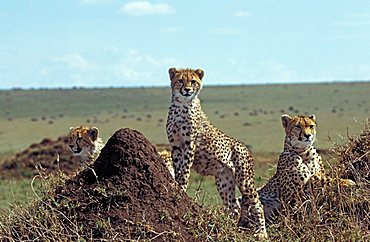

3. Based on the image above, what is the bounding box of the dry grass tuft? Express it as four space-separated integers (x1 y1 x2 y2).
331 119 370 183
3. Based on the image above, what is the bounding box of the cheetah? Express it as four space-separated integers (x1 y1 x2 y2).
68 126 104 164
158 149 175 178
166 67 267 238
257 114 355 221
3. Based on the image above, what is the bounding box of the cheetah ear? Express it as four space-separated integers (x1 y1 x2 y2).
168 67 178 80
309 114 316 121
89 127 99 141
69 127 74 131
195 68 204 80
281 114 292 128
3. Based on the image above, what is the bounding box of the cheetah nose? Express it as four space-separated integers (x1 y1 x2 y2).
184 88 191 92
69 145 74 149
304 134 311 139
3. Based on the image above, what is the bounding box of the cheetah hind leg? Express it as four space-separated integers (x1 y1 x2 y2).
215 168 239 217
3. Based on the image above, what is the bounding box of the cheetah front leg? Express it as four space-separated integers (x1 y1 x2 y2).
308 155 355 188
305 174 355 192
280 159 313 208
280 176 303 210
171 139 195 192
215 167 239 216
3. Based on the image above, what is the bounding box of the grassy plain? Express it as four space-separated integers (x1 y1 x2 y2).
0 82 369 208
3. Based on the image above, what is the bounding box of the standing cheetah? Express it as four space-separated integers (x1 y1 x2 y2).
166 67 267 238
257 114 355 221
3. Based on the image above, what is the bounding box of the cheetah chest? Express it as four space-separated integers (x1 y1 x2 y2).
168 117 196 146
301 149 323 176
168 105 223 176
302 158 322 179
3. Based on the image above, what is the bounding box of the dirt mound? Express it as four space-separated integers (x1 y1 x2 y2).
48 128 207 240
0 136 80 179
332 120 370 182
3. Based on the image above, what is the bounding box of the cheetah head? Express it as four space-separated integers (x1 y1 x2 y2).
281 114 317 149
168 67 204 100
68 126 99 158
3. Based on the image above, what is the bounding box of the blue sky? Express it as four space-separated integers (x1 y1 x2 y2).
1 0 370 88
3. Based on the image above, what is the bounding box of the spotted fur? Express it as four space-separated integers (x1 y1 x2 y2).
257 114 355 221
158 149 175 178
166 67 267 238
68 126 104 164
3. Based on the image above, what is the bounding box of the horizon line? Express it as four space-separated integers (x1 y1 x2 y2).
0 79 369 91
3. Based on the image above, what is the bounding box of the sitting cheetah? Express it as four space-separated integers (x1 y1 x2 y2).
257 114 355 221
68 126 104 164
166 67 267 238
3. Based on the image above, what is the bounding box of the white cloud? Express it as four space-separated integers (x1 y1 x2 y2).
80 0 112 5
38 69 48 76
119 66 151 82
43 49 179 87
334 20 370 27
333 12 370 27
262 60 296 81
210 27 242 35
358 64 370 77
233 10 251 18
126 49 176 67
127 49 142 63
225 58 300 84
115 49 179 84
50 54 90 71
120 1 175 16
159 27 181 33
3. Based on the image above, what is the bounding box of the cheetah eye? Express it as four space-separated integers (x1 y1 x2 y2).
295 125 301 129
310 125 314 129
191 80 196 84
178 79 184 84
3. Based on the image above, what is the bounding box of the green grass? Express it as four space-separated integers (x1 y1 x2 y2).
0 83 369 155
0 179 41 210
